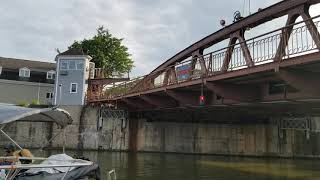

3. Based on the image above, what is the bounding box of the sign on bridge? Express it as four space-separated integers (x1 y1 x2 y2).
176 63 191 82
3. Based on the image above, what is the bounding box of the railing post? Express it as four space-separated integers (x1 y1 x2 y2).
164 67 177 85
221 36 237 72
300 6 320 49
274 9 300 61
163 69 169 86
208 53 213 74
252 39 255 63
237 31 254 67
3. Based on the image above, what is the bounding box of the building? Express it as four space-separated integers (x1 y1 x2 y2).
0 57 56 105
53 48 93 105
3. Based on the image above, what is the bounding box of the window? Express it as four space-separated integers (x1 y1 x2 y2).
19 67 30 77
59 59 84 70
76 62 84 70
60 60 68 70
47 70 56 80
46 92 53 99
68 60 76 70
70 83 78 93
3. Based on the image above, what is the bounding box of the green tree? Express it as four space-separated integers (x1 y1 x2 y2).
69 26 134 77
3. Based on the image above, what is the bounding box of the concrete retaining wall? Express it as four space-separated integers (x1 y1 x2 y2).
0 121 52 148
0 106 129 151
132 118 320 157
1 105 320 158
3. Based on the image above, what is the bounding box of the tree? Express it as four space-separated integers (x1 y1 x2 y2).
69 26 134 77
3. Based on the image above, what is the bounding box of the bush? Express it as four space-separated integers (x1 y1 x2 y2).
30 99 40 105
17 100 29 107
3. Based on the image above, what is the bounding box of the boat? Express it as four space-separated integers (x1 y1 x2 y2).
0 103 105 180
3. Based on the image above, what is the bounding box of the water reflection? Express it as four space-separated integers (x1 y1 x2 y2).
50 150 319 180
4 148 320 180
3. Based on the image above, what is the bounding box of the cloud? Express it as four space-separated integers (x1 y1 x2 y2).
1 0 319 77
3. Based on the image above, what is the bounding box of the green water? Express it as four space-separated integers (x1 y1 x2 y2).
47 150 320 180
3 148 320 180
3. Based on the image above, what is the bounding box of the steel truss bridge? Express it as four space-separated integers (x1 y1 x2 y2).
88 0 320 116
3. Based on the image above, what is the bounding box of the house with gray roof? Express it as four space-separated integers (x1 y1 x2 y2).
0 57 56 105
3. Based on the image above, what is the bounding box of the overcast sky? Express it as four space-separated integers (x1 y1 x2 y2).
1 0 319 76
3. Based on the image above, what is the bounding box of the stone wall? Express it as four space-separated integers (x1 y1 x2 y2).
131 117 320 158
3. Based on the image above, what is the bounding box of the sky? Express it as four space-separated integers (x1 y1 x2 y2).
0 0 318 77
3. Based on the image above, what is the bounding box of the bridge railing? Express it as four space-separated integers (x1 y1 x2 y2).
201 16 320 74
106 15 320 98
104 76 146 98
90 68 130 79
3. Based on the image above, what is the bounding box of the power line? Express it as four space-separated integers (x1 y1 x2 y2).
242 0 252 17
242 0 246 16
249 0 251 15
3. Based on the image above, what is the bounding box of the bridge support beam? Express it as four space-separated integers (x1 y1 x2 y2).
205 81 260 102
165 90 199 106
300 5 320 49
193 49 207 75
163 67 177 86
275 4 320 61
187 49 207 80
114 100 130 110
221 30 254 72
122 98 154 110
278 69 320 96
139 94 177 108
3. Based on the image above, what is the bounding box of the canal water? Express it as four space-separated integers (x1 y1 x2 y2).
44 150 320 180
2 148 320 180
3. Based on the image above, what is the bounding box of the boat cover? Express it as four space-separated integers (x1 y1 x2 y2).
15 164 101 180
14 154 101 180
26 154 78 174
0 104 72 128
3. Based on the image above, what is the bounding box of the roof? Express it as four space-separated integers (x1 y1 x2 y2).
59 48 85 56
0 103 73 128
56 48 92 61
0 57 55 71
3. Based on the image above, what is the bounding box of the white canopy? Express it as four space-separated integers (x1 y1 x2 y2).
0 104 72 128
